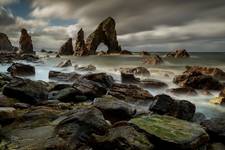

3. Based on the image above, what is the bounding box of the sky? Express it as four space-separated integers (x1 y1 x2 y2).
0 0 225 52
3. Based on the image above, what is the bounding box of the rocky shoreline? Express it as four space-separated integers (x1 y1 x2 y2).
1 17 225 150
0 58 225 149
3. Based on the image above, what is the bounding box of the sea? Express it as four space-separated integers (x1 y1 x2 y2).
1 52 225 119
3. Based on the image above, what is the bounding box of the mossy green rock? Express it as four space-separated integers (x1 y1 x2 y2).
130 114 209 149
93 125 154 150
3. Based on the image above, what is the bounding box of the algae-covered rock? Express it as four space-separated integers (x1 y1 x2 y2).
130 114 209 149
92 125 154 150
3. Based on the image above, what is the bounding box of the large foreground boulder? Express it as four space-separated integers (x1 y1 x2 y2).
149 94 196 121
54 107 110 149
130 114 209 149
184 66 225 80
85 17 121 55
2 78 49 104
58 38 74 55
7 63 35 76
19 28 34 54
94 96 136 123
166 49 190 58
0 33 13 51
173 71 223 90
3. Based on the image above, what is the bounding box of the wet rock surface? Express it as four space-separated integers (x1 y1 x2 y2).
74 64 96 71
2 78 49 104
166 87 198 96
120 50 132 55
149 94 196 121
7 63 35 76
166 49 190 58
143 54 163 65
130 114 209 150
94 96 136 123
49 71 80 82
119 66 150 76
184 66 225 80
174 71 223 90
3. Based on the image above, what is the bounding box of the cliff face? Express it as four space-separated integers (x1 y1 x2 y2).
85 17 121 55
0 33 13 51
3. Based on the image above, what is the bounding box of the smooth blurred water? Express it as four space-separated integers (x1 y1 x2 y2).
1 52 225 118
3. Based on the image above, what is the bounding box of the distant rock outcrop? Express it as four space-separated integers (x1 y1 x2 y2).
0 33 13 51
143 54 163 65
58 38 74 55
166 49 190 58
74 28 88 56
19 28 34 54
85 17 121 55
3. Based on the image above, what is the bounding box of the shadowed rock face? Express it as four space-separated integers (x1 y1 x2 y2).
19 28 34 54
85 17 121 55
0 33 13 51
58 38 74 55
74 28 88 56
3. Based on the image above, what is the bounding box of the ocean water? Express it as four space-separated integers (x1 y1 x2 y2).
1 52 225 118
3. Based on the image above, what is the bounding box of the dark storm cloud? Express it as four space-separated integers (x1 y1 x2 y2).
0 7 16 25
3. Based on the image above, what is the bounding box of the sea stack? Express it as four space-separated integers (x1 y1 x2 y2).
74 28 88 56
166 49 190 58
19 28 34 54
85 17 121 55
58 38 74 55
0 33 14 51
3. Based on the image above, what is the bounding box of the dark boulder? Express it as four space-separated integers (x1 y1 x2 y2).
140 79 168 89
166 87 198 96
58 38 74 55
73 78 107 99
55 107 110 149
166 49 190 58
55 87 88 102
81 72 114 88
201 117 225 144
7 63 35 76
49 71 80 82
2 78 49 104
173 71 223 90
108 83 153 103
94 96 136 123
121 72 140 83
119 67 150 76
149 94 196 121
184 66 225 80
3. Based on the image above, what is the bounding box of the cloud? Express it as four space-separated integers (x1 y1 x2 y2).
0 0 19 6
0 6 16 25
2 0 225 51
